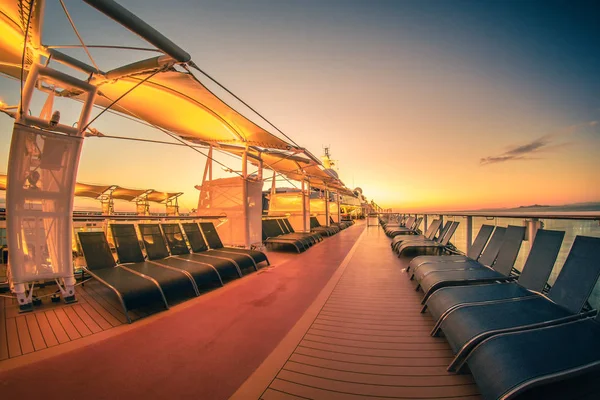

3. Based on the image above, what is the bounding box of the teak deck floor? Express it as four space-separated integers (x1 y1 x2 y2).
236 226 481 399
0 276 149 361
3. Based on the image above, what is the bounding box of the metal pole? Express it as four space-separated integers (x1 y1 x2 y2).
83 0 191 62
466 216 473 254
325 188 330 227
242 148 249 247
301 179 307 232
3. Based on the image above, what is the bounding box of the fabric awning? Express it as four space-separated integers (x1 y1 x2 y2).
85 71 295 150
73 183 113 199
146 191 182 203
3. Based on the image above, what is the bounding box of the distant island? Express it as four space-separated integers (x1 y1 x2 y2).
468 201 600 213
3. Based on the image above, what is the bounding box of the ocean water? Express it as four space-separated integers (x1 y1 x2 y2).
444 216 600 309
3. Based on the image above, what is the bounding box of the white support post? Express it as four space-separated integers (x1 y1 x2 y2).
527 218 541 248
7 64 97 311
301 179 307 232
325 188 330 227
466 216 473 253
337 192 341 223
242 146 250 247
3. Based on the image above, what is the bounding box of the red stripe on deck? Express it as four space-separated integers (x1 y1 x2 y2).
0 224 364 399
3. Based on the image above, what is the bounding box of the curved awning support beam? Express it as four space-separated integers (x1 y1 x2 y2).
82 0 191 63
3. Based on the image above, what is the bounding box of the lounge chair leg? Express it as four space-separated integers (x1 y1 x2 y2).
420 304 427 313
430 323 442 337
447 350 468 373
415 284 421 292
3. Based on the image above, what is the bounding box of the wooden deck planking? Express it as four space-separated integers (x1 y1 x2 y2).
53 308 83 340
72 304 103 334
62 306 93 337
78 283 130 324
25 314 47 351
15 316 34 355
44 310 73 344
261 227 481 399
35 312 59 347
77 288 124 327
5 317 21 358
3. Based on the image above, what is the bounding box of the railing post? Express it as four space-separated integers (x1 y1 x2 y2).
423 214 428 233
466 216 473 253
527 218 540 249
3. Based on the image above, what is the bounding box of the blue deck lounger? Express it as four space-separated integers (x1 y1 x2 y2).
406 224 495 273
415 226 526 303
439 236 600 372
410 226 506 281
466 312 600 399
425 229 565 331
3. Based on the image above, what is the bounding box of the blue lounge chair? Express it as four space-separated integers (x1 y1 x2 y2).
410 226 506 281
78 231 169 323
440 236 600 372
386 216 423 238
139 224 224 291
180 223 245 280
110 224 199 301
199 222 270 266
396 221 460 258
391 219 442 251
415 225 525 303
407 224 495 273
425 229 565 331
465 312 600 399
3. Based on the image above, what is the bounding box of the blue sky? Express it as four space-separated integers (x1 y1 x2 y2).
1 0 599 211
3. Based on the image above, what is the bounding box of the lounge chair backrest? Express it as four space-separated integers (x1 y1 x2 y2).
199 222 224 249
490 225 526 276
477 227 507 266
78 232 117 270
268 219 285 236
161 223 191 256
412 217 423 231
403 216 416 228
548 236 600 314
310 216 321 228
110 224 145 263
440 221 460 246
283 219 295 233
276 219 291 234
424 219 442 240
181 223 209 253
262 219 283 238
435 221 453 243
467 225 495 259
517 229 564 291
139 224 170 260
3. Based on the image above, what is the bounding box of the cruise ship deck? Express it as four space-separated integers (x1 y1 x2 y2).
0 221 480 399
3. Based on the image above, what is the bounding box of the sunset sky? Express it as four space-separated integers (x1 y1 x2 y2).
1 0 599 212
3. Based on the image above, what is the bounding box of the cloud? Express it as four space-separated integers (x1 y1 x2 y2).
480 135 553 165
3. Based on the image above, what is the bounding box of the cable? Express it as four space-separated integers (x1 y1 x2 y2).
19 0 34 115
58 0 100 73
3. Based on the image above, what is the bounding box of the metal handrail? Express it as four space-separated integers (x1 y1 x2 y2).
374 211 600 221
